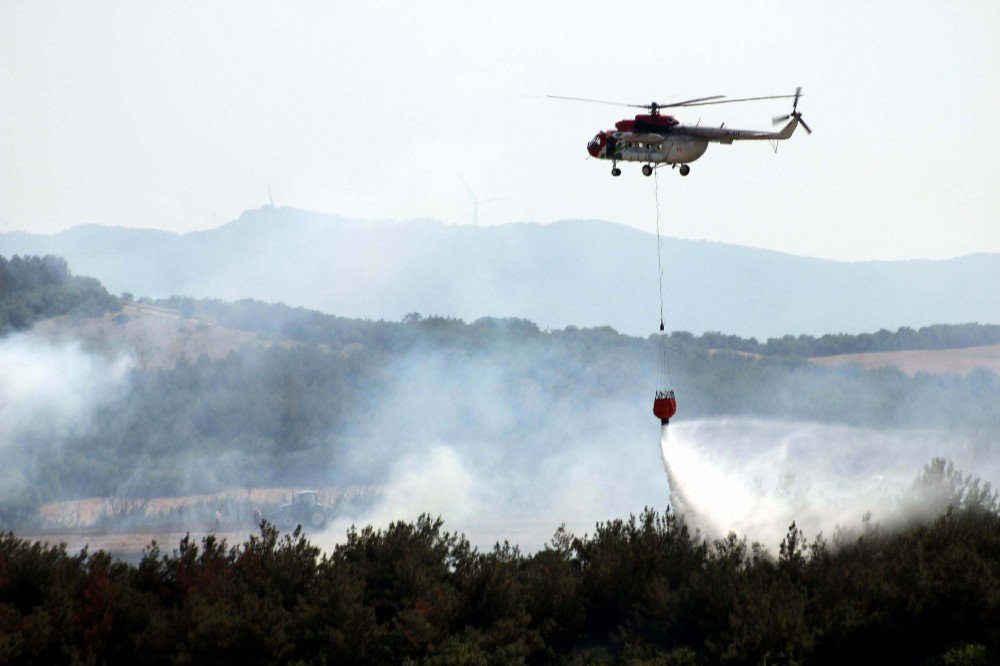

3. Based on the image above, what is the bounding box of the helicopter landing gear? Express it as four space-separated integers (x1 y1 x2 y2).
611 166 621 177
641 164 653 177
679 164 691 177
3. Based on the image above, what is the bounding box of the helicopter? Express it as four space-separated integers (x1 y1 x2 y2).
549 87 810 177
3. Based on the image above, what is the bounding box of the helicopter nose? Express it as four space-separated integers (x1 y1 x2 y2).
587 134 604 157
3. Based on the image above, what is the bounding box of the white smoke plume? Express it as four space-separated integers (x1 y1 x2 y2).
0 336 128 439
0 333 132 497
316 416 1000 553
6 325 997 556
316 436 669 553
661 418 1000 546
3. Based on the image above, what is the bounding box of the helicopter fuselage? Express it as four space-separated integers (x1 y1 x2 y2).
590 131 709 165
554 88 807 176
586 115 801 176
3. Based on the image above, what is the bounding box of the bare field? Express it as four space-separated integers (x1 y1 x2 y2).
15 529 263 557
37 486 384 526
30 302 280 367
810 344 1000 376
19 519 562 558
22 486 387 556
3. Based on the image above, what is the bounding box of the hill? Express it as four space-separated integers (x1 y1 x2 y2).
0 254 119 333
5 295 999 518
30 301 283 368
810 344 1000 377
3 207 999 338
4 259 999 549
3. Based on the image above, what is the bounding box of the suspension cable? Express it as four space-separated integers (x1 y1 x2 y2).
654 169 664 329
653 169 673 391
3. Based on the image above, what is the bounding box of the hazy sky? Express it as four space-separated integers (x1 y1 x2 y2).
1 1 998 260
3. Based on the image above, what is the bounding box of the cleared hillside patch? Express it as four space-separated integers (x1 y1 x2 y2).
29 301 291 367
810 344 1000 376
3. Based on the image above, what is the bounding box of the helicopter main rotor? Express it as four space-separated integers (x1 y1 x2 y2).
548 92 800 115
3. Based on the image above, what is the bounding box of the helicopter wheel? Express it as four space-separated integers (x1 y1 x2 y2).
679 164 691 177
641 164 653 177
611 167 621 177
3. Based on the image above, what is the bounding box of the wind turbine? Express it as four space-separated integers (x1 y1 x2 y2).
463 181 508 227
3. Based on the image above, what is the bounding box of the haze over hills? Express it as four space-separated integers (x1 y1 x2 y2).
3 207 999 338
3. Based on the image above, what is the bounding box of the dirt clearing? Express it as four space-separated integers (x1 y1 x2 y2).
810 344 1000 376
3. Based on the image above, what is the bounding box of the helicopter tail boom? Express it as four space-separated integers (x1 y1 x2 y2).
682 116 798 142
777 115 799 140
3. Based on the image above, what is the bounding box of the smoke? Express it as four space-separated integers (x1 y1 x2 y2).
311 349 669 552
317 342 999 552
0 335 130 440
0 333 132 498
307 342 1000 553
323 415 999 553
316 434 669 553
6 318 998 555
660 418 1000 545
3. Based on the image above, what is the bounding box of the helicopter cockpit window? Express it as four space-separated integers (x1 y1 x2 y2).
588 134 601 149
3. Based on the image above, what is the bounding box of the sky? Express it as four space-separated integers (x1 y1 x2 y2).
1 0 998 261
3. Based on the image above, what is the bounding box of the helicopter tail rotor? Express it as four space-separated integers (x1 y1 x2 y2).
771 87 811 134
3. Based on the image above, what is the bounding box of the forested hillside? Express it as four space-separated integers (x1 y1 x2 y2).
4 298 999 529
4 207 999 337
4 261 1000 532
1 460 998 664
0 254 119 334
155 295 1000 358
